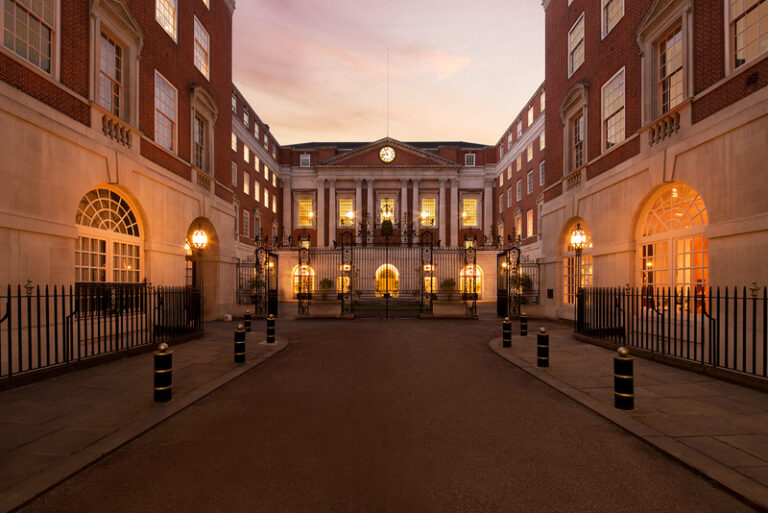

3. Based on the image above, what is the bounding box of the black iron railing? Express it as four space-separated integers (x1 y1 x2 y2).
577 286 768 379
0 283 202 380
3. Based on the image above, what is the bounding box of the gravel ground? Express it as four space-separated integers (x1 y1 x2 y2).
21 319 756 513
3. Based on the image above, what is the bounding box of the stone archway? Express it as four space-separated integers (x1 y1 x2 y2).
186 217 221 321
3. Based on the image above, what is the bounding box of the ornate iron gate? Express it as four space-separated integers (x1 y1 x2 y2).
496 243 539 318
235 245 278 316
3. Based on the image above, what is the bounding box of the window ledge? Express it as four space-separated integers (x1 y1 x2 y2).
640 100 691 148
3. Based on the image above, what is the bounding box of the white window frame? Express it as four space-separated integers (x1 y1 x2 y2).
459 194 481 228
337 196 356 228
516 180 522 201
420 196 438 227
254 182 260 203
601 0 624 38
527 171 534 195
516 121 522 137
539 161 546 186
540 131 546 151
506 189 512 208
153 70 177 152
465 153 476 167
231 94 236 113
2 0 59 77
295 193 316 229
568 13 585 78
540 90 546 112
601 67 626 151
300 154 311 167
89 3 143 126
189 86 217 174
193 16 210 79
243 171 249 195
155 0 177 42
728 0 768 71
231 132 237 151
527 105 534 126
527 143 533 162
231 162 237 187
499 194 504 213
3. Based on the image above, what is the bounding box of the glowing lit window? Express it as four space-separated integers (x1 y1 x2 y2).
499 174 504 187
379 197 395 222
540 131 546 151
526 210 534 237
338 198 355 227
243 172 249 195
155 0 177 41
254 183 259 202
420 197 436 226
461 198 478 227
459 265 483 295
528 105 534 126
244 145 250 163
516 154 522 172
638 184 709 294
293 265 315 294
231 132 237 151
264 189 269 206
527 143 533 162
3 0 55 73
75 189 141 283
297 198 313 227
375 264 399 297
507 165 512 180
193 17 209 79
540 91 546 112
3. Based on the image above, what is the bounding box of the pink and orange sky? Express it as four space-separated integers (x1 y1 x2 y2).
233 0 545 146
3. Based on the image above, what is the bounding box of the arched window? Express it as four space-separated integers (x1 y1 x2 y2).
562 221 593 304
638 184 708 293
292 265 315 295
459 265 483 296
75 188 142 283
375 264 399 297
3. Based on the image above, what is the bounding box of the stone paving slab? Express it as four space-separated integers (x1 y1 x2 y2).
489 323 768 511
0 322 288 513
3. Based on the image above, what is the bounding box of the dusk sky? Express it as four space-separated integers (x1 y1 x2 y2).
232 0 545 146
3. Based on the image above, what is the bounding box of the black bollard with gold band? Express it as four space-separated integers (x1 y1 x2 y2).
234 324 246 363
502 317 512 348
614 346 634 410
154 342 173 403
536 327 549 368
520 313 528 336
244 310 252 332
267 314 275 344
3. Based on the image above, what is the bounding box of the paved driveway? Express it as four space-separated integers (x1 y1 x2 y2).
21 319 755 512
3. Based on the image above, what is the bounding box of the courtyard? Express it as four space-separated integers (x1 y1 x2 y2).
2 318 761 512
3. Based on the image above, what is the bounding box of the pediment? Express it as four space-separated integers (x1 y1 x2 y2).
317 138 460 168
91 0 144 50
636 0 691 47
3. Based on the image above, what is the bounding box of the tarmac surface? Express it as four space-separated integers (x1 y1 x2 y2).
17 318 756 512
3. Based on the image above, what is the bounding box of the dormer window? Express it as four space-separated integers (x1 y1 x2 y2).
300 154 311 167
465 153 476 166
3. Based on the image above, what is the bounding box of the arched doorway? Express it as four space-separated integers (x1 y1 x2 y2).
185 217 221 321
562 220 593 305
375 264 399 297
636 183 708 294
292 265 315 295
459 265 483 297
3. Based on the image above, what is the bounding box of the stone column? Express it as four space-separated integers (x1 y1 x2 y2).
355 179 363 244
367 179 374 244
484 178 493 245
450 178 459 248
400 179 408 245
328 179 336 246
316 179 326 247
413 179 420 239
282 176 292 245
438 179 446 247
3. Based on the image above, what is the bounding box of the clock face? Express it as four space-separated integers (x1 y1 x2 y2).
379 146 396 163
